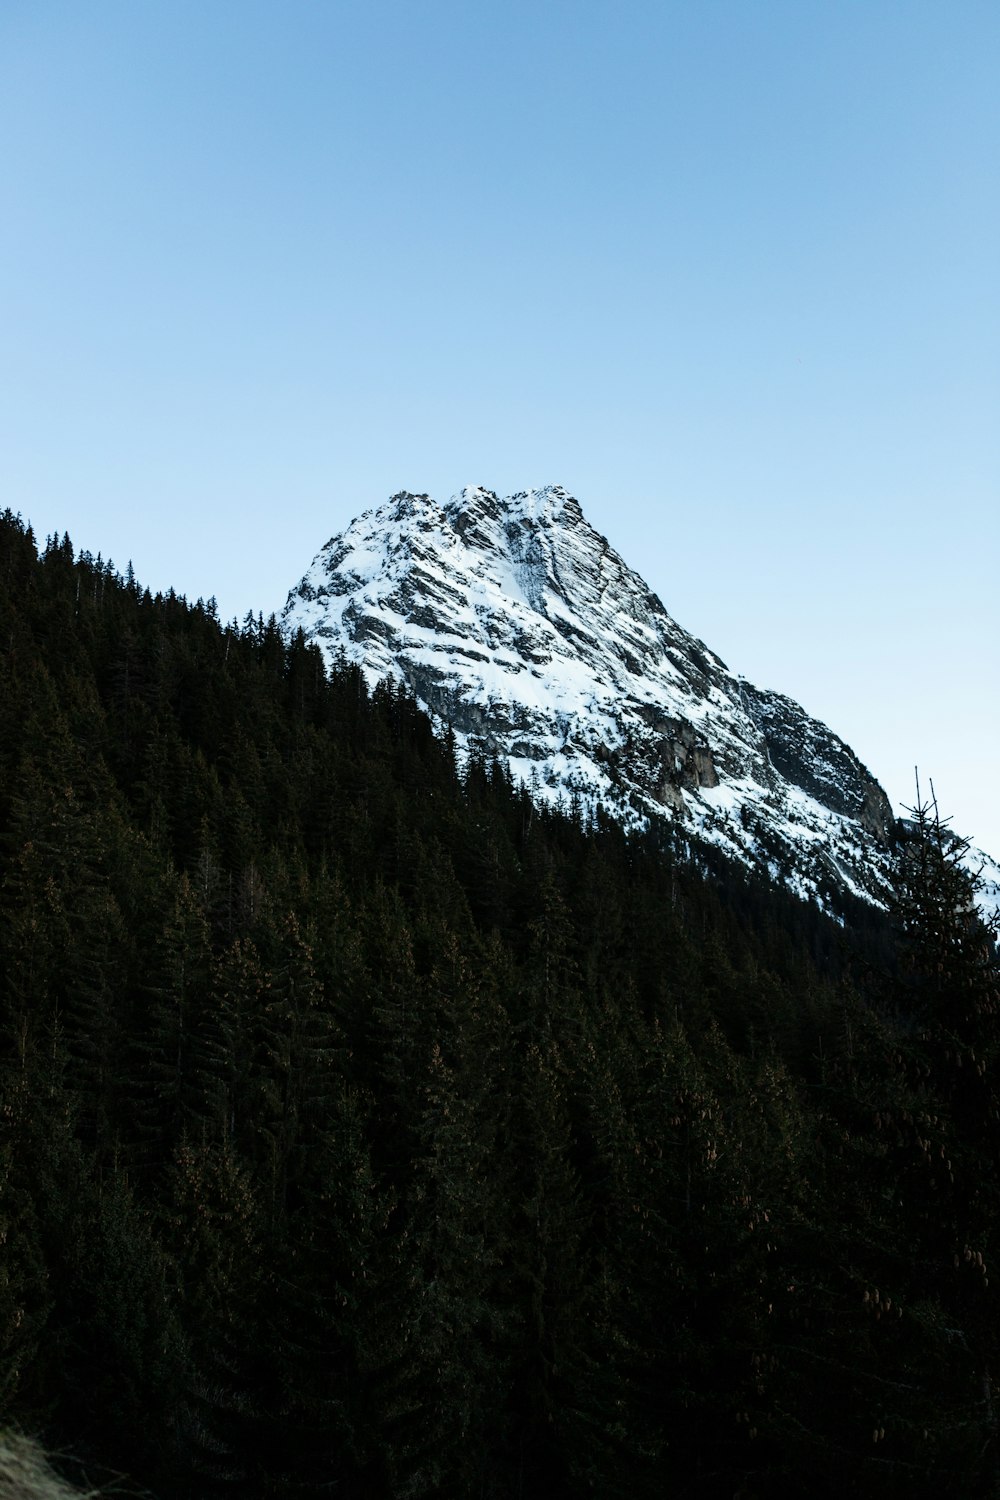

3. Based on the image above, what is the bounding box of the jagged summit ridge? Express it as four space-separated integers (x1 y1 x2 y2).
283 485 896 907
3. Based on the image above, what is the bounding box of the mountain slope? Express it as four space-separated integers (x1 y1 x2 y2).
282 485 899 907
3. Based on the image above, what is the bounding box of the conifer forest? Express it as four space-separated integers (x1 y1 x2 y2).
2 510 1000 1498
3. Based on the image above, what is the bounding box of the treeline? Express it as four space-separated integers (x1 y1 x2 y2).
1 510 999 1498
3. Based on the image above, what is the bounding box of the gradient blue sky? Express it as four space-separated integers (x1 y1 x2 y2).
2 1 998 853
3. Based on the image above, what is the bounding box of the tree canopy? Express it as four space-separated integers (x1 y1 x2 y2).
2 510 998 1498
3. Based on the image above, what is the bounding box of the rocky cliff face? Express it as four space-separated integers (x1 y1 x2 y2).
283 484 899 908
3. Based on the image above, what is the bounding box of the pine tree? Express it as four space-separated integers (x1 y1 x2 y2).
888 788 1000 1492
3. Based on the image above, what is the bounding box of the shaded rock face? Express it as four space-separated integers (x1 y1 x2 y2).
283 485 898 907
741 684 894 836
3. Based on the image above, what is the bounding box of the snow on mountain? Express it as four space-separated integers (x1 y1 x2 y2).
281 484 983 915
954 841 1000 931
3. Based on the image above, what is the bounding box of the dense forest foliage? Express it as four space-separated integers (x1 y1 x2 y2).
2 510 999 1498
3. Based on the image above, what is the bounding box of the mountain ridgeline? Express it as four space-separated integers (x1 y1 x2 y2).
3 508 1000 1500
283 485 897 910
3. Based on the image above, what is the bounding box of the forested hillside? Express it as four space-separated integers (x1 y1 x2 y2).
2 511 999 1498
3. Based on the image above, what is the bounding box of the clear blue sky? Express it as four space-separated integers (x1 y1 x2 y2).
2 1 997 854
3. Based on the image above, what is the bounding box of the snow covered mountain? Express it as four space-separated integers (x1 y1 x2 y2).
280 484 990 914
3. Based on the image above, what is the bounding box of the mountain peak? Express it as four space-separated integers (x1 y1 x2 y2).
283 485 899 910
